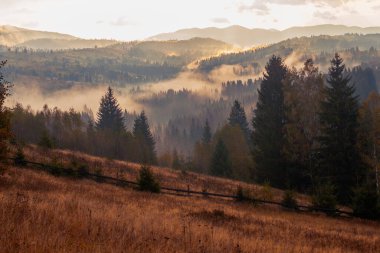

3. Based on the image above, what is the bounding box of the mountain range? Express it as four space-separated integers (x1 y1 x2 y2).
149 24 380 48
0 25 117 50
2 24 380 50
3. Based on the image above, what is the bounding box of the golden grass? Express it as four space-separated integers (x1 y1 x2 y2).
21 145 310 204
1 146 380 253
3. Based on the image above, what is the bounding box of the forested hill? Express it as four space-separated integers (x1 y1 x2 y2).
198 34 380 73
0 25 118 50
0 38 233 90
197 34 380 99
149 24 380 48
0 25 76 46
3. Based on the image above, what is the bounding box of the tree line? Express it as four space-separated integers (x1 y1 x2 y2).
11 87 157 165
193 54 380 219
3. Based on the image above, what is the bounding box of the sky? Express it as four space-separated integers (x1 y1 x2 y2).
1 0 380 41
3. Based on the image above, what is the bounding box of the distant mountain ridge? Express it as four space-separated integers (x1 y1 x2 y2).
149 24 380 48
0 25 77 46
0 25 117 50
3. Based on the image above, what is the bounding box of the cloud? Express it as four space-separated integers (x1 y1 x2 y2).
238 2 270 15
110 17 133 26
313 10 337 20
238 0 355 14
267 0 353 7
210 17 230 24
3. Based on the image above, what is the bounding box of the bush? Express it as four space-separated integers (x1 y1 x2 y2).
76 164 89 178
38 130 53 149
259 182 274 201
14 147 27 166
70 160 89 178
281 190 299 210
312 182 337 215
95 168 104 183
236 185 249 202
352 184 380 220
137 165 160 193
49 159 64 177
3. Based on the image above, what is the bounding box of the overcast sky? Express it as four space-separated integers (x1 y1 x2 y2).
2 0 380 40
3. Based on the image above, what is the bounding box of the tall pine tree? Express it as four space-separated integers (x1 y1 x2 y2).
210 139 232 177
133 111 157 165
251 55 288 187
229 100 250 139
96 87 124 132
318 53 362 204
0 60 11 160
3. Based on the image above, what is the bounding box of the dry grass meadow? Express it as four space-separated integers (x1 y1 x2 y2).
1 146 380 252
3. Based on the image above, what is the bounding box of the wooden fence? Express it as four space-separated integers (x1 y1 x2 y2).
9 158 353 217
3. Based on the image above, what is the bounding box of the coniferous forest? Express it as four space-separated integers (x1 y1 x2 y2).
2 52 380 220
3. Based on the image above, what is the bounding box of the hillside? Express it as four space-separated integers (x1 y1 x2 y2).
149 24 380 48
0 37 233 90
198 34 380 72
0 25 118 50
196 34 380 98
0 25 76 46
1 145 379 252
17 38 118 50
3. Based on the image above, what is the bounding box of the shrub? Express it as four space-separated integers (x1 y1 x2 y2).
352 184 380 220
236 185 249 202
70 160 89 178
49 159 64 177
14 147 27 166
38 130 53 149
260 182 274 201
137 165 160 193
281 190 299 210
312 182 337 215
95 168 104 183
76 164 89 178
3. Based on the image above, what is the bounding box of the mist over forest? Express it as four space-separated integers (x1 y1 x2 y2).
2 1 380 249
1 29 379 160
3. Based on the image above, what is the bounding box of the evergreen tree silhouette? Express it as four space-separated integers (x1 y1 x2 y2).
133 111 157 164
210 139 232 177
318 53 363 204
229 100 250 139
96 87 124 132
251 55 288 187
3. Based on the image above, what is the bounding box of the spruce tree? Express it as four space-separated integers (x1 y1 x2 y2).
0 60 11 160
210 139 232 177
96 87 124 132
229 100 250 139
318 53 362 204
202 119 212 144
133 111 157 164
251 55 287 187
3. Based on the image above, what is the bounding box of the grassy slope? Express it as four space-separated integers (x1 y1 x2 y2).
1 146 380 253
